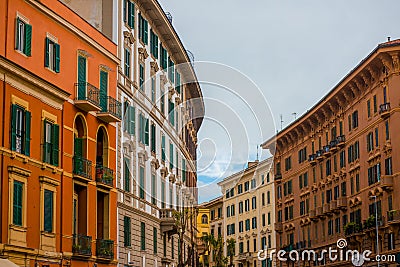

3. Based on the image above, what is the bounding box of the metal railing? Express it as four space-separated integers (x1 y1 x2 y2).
96 239 114 259
75 82 100 106
72 234 92 256
379 103 390 114
388 210 400 222
99 96 122 119
73 156 92 180
95 165 113 186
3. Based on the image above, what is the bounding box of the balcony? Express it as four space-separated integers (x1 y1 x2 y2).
336 135 345 147
330 200 338 212
95 165 114 187
379 103 390 118
97 96 122 123
72 234 92 257
316 150 324 161
96 239 114 260
73 156 92 181
388 210 400 224
344 222 362 236
160 208 177 234
275 172 282 181
380 175 393 191
329 140 338 152
323 145 331 157
275 222 283 232
337 197 347 210
316 206 324 218
323 203 332 215
310 209 318 221
74 82 101 112
237 252 252 262
308 154 317 165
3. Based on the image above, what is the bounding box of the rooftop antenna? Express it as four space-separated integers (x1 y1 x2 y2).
292 112 297 120
387 36 391 42
280 114 283 131
256 145 259 161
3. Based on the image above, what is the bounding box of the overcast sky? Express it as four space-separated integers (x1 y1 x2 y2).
159 0 400 203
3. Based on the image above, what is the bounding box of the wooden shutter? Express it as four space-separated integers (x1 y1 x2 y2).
10 104 17 151
144 20 148 44
123 0 127 23
124 159 130 191
13 181 23 226
24 110 31 156
44 190 53 232
52 124 59 166
15 18 20 50
129 1 135 28
45 38 50 67
74 137 83 157
99 71 108 111
141 222 145 250
144 118 149 145
130 106 135 135
161 135 165 161
24 24 32 56
55 43 60 73
153 227 157 253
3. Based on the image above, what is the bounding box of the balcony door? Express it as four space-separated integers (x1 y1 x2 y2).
78 56 87 99
97 191 109 239
99 70 108 111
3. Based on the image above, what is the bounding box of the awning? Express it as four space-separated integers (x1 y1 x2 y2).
0 259 20 267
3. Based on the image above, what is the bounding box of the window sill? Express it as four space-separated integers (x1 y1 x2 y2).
9 224 27 232
15 49 29 58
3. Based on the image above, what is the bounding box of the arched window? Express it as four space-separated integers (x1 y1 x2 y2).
201 214 208 224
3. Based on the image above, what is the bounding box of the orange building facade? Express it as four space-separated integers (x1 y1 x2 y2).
0 0 120 266
262 40 400 266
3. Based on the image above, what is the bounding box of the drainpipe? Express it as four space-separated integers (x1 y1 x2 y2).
59 102 65 266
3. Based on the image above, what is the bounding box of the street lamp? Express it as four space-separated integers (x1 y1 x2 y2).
369 195 380 267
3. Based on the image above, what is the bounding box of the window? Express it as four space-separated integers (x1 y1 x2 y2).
42 120 59 166
150 123 156 153
298 147 307 163
160 45 168 70
373 95 377 113
239 201 243 214
138 13 148 44
168 99 175 126
385 157 392 175
244 181 249 191
15 17 32 56
124 216 131 247
367 100 371 118
239 242 244 253
245 219 250 231
340 150 346 168
11 104 31 155
210 210 215 220
124 102 135 135
352 110 358 129
141 222 146 250
168 57 175 83
151 174 156 205
375 128 379 147
226 206 230 218
368 163 381 185
13 181 23 226
153 227 157 253
262 214 265 227
139 63 144 91
139 166 145 199
123 0 135 28
169 143 174 170
239 221 244 232
251 179 256 189
124 158 130 192
124 48 130 78
150 77 156 102
238 184 243 194
231 205 235 216
245 199 249 212
161 134 166 161
326 159 331 176
252 197 257 209
150 29 159 58
335 217 340 233
44 38 60 73
267 191 271 204
43 189 54 232
385 121 390 140
285 156 292 171
268 212 271 225
175 72 181 95
139 114 149 145
161 180 165 208
182 159 186 182
261 193 265 206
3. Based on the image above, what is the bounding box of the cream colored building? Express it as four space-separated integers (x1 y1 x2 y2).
218 158 275 267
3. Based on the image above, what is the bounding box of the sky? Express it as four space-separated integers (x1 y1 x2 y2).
159 0 400 203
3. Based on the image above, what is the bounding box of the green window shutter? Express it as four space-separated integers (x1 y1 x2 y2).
124 216 131 246
54 43 60 73
123 102 129 132
11 104 17 151
44 190 53 232
129 1 135 28
141 222 145 250
123 0 127 22
175 72 181 94
129 106 135 135
124 159 130 192
161 135 165 161
24 110 31 156
154 35 158 58
43 120 49 163
51 124 59 166
140 167 145 199
153 227 157 253
99 71 108 111
169 143 173 170
45 38 50 67
13 181 23 226
138 13 142 40
144 20 148 44
182 159 186 182
151 124 156 152
78 56 86 83
145 118 149 145
24 23 32 56
74 137 83 157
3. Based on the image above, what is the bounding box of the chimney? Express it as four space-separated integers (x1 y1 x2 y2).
387 36 391 42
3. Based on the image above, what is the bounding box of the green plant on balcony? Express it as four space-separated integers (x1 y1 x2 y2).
364 215 375 229
72 243 81 251
98 247 112 257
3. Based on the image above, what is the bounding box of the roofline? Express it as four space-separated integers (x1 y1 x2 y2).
261 40 400 149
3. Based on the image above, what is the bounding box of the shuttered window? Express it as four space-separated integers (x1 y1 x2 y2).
43 120 59 166
151 174 156 205
160 45 168 70
139 166 145 199
124 49 130 78
175 72 181 94
43 190 54 232
161 134 166 162
139 63 144 91
15 18 32 56
153 227 157 253
99 71 108 112
13 181 23 226
169 143 174 170
138 114 148 144
168 57 175 82
151 123 156 153
168 99 175 126
124 216 131 247
45 38 60 73
11 104 31 156
124 0 135 28
150 30 159 59
182 159 186 182
124 158 130 192
123 102 135 135
141 222 146 250
138 13 148 44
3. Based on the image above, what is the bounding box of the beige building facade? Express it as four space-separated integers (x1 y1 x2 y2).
218 158 275 267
